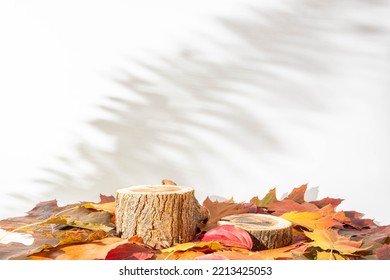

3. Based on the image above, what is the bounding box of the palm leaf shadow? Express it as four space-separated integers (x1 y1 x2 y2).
29 1 387 205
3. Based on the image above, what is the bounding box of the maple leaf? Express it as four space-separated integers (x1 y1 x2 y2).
81 202 115 214
28 237 127 260
205 242 306 260
305 228 367 255
161 241 224 254
157 241 223 260
24 200 64 220
200 225 253 250
266 200 319 216
156 250 205 260
316 251 348 260
200 197 252 231
285 184 307 203
344 211 377 229
0 200 76 232
312 197 344 209
43 212 114 232
1 184 388 261
54 229 109 246
340 226 390 256
281 211 342 231
250 188 277 207
175 251 205 260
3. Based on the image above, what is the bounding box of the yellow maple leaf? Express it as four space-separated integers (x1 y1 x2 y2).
305 229 365 255
316 251 348 260
281 211 322 230
161 241 224 253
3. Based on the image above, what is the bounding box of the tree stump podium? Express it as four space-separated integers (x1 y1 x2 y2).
218 213 292 250
116 184 206 249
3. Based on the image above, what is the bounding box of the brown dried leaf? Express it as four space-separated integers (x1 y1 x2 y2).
200 197 251 231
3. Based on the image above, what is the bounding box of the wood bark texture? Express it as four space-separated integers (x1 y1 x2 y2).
218 213 292 250
116 185 202 249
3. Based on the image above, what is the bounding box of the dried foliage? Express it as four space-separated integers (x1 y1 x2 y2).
0 186 389 260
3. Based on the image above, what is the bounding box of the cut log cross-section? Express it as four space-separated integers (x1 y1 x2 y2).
115 184 206 249
218 213 292 250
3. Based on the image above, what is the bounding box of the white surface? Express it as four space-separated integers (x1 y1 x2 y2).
0 0 389 224
0 229 34 246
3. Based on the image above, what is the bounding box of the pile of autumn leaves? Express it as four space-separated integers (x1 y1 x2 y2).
0 184 389 260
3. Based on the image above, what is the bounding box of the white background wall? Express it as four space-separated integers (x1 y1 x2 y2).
0 0 389 224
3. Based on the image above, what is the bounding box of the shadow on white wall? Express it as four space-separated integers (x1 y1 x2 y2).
3 0 390 223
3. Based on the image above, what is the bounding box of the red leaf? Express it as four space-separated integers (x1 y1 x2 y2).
200 225 253 250
105 243 155 260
